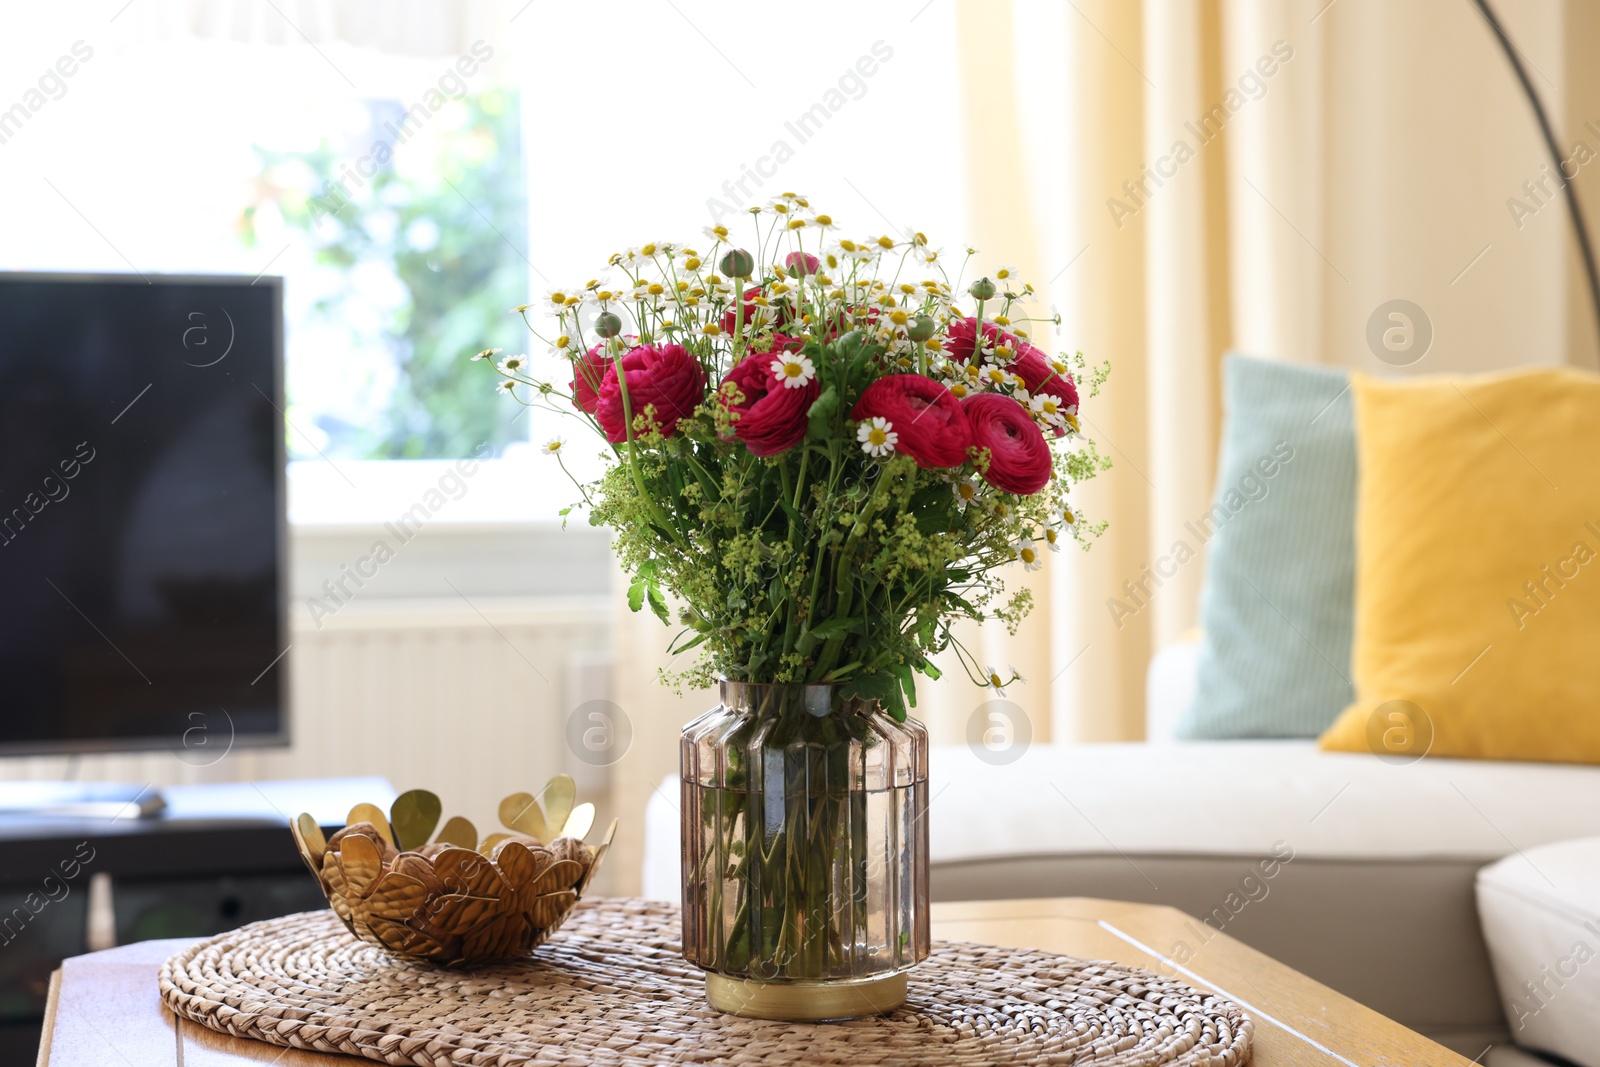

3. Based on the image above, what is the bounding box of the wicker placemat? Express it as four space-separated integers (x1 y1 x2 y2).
159 899 1253 1066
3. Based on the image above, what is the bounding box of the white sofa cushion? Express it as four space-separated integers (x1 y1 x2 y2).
1477 835 1600 1067
651 741 1600 893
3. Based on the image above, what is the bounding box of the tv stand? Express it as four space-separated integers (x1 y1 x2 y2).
0 777 393 1065
0 783 166 820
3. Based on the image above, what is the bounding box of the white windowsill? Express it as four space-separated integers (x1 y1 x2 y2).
286 458 614 601
288 454 585 529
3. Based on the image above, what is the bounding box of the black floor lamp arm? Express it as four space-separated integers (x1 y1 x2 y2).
1470 0 1600 355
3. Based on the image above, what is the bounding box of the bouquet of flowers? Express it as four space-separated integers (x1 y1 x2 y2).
477 195 1107 717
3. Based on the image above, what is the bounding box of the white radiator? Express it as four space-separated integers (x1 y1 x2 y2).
0 598 612 867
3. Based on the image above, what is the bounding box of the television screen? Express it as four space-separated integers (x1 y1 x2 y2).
0 274 286 756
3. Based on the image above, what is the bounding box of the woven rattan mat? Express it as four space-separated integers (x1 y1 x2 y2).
160 899 1253 1066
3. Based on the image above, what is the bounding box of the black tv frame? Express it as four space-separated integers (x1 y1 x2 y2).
0 271 291 759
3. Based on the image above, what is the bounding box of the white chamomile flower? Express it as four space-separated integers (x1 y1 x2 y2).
771 351 816 388
541 436 566 456
496 354 528 374
951 478 979 509
914 245 939 264
993 264 1016 281
984 665 1011 695
981 364 1013 389
703 224 731 243
810 213 837 231
857 417 897 457
902 226 929 247
471 348 501 362
543 287 571 307
1030 393 1066 426
496 379 517 394
1044 527 1063 552
1013 537 1043 571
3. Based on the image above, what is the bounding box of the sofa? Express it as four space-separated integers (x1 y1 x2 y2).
642 639 1600 1057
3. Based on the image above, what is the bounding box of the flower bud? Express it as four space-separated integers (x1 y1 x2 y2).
719 248 755 278
969 277 997 301
785 251 820 278
594 311 623 338
906 314 936 342
833 329 867 360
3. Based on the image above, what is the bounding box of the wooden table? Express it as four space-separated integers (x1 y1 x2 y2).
40 896 1471 1066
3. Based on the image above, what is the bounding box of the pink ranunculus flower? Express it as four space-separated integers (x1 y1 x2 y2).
719 341 818 457
963 392 1052 494
945 316 1017 363
594 343 707 443
851 375 971 469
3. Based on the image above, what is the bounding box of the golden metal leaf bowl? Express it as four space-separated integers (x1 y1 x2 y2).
291 776 617 967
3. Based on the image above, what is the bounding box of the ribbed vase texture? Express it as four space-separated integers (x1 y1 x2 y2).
680 681 930 981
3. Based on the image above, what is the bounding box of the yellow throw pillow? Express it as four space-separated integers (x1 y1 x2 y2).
1319 367 1600 764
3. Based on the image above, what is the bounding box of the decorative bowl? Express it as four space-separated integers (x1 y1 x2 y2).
290 776 616 966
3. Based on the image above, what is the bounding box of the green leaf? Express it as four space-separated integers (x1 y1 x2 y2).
806 385 839 440
892 663 917 710
807 617 861 640
627 577 647 613
646 583 671 625
841 671 905 721
668 631 711 656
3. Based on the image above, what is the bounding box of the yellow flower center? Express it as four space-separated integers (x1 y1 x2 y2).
782 361 804 379
550 292 567 304
889 309 909 325
815 214 833 225
876 235 895 249
868 428 888 446
1020 548 1036 564
1064 509 1076 525
641 243 657 255
957 483 976 500
989 673 1003 688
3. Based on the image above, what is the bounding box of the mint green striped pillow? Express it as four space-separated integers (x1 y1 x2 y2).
1176 355 1357 739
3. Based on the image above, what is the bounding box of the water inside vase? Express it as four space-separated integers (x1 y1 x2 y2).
681 778 928 980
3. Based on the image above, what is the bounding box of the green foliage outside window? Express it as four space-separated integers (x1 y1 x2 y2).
241 90 528 459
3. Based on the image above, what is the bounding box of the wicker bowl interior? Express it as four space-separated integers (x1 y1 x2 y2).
291 777 616 967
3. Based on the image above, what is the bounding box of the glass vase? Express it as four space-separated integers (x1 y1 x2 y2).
679 681 929 1021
